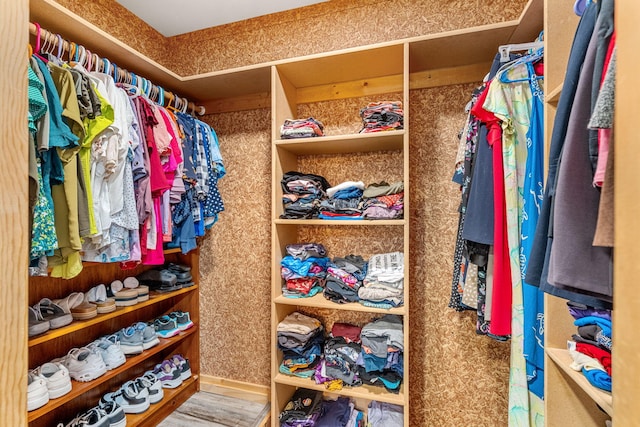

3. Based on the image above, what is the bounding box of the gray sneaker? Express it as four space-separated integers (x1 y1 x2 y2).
132 322 159 350
153 316 180 338
117 326 144 355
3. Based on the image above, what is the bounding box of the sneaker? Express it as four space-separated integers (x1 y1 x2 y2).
136 371 164 404
64 347 107 382
153 315 180 338
168 354 192 381
132 322 159 350
62 406 110 427
90 335 126 370
98 401 126 427
153 360 183 389
32 362 72 399
27 371 49 411
117 326 144 355
168 311 194 331
102 380 150 414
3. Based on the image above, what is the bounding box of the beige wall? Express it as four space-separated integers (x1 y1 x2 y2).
47 1 531 425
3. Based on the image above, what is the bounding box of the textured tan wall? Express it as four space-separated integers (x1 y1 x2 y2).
166 0 528 75
52 0 168 66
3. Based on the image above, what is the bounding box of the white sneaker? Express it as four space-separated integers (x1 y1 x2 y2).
103 380 150 414
33 362 72 399
89 335 126 370
64 347 107 382
137 371 164 404
27 372 49 411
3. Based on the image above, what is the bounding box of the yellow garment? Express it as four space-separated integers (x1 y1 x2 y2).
325 379 343 391
81 84 114 236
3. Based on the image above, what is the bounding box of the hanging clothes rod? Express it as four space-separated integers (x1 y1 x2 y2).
28 22 206 116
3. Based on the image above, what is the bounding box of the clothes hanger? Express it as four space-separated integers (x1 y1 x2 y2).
574 0 591 16
32 24 50 62
498 41 544 63
28 43 33 57
497 47 544 84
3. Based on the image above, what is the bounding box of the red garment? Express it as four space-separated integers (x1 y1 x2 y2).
135 98 171 197
576 342 612 375
377 192 404 208
331 322 362 344
471 81 512 336
286 278 317 294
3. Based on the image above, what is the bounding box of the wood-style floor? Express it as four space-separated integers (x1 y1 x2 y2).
158 391 270 427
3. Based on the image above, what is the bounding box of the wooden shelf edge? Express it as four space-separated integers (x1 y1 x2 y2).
546 83 563 104
273 374 405 406
29 286 199 347
273 294 405 315
273 219 405 226
126 375 199 427
28 328 198 422
546 347 613 417
275 130 405 145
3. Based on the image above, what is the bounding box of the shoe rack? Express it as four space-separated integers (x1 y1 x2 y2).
27 248 200 427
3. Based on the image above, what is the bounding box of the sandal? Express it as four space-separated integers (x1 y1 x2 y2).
34 298 73 329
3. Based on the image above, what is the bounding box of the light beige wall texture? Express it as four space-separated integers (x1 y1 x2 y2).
47 1 528 425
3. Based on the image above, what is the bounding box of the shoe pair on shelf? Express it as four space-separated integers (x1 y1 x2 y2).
153 354 192 389
57 400 126 427
27 361 72 411
116 322 159 355
28 299 73 337
152 311 194 338
109 277 149 307
136 263 193 293
99 371 163 415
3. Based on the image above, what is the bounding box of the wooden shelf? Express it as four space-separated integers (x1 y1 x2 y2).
546 347 613 417
28 327 197 423
274 374 404 406
274 131 404 155
29 286 198 348
274 294 405 315
126 375 199 427
546 83 563 105
274 219 405 226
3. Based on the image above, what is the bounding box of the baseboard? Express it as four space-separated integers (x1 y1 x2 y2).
199 375 270 401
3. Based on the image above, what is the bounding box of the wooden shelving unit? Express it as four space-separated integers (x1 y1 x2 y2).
28 247 201 427
28 286 198 348
270 40 410 425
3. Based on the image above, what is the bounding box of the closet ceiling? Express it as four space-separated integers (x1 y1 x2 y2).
116 0 328 36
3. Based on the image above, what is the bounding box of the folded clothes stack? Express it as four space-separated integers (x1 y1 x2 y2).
361 181 404 220
566 302 612 392
358 252 404 309
279 388 324 427
277 312 324 378
322 255 368 304
359 101 404 133
280 117 325 139
315 323 363 388
319 181 365 220
356 315 404 393
281 243 329 298
281 171 331 219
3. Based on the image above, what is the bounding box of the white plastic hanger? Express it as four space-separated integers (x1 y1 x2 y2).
498 41 544 63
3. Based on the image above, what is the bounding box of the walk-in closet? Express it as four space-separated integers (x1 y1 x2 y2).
1 0 638 425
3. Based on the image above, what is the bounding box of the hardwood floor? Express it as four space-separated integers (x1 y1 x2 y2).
158 391 270 427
